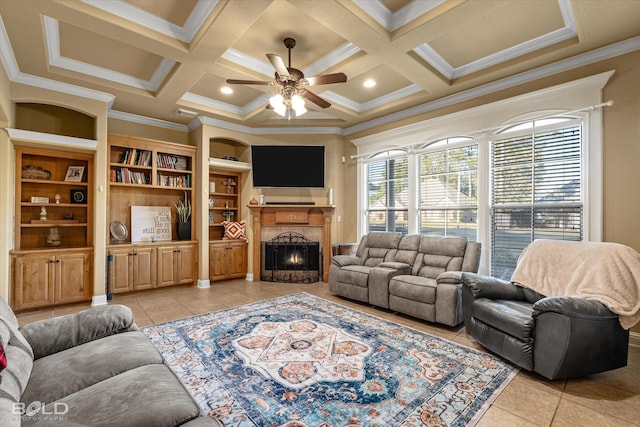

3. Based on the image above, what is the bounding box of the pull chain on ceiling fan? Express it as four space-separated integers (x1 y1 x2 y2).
226 37 347 118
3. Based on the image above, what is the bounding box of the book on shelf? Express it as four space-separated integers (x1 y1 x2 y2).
157 153 188 170
110 168 149 184
157 173 191 188
118 148 151 166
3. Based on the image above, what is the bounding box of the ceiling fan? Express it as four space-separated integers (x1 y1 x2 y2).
226 37 347 117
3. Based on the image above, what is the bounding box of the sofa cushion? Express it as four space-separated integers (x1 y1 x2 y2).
0 316 34 402
336 265 372 287
389 275 437 304
470 299 535 342
395 234 420 265
21 364 202 427
414 236 468 278
21 330 163 405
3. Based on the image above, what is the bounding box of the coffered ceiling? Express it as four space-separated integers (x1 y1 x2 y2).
1 0 639 132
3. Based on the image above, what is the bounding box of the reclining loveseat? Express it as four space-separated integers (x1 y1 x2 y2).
0 296 219 426
329 232 481 326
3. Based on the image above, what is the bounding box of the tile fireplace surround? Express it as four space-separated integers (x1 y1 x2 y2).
248 205 334 282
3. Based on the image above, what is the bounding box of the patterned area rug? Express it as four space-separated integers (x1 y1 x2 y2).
142 293 517 427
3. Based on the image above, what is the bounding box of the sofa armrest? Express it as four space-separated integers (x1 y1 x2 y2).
532 296 619 320
437 271 462 284
331 255 360 267
378 261 411 270
19 304 137 360
461 272 525 300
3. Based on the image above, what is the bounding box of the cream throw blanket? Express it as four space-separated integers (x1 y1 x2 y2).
510 240 640 329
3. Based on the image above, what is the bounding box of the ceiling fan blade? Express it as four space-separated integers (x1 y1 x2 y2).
307 72 347 86
266 53 290 78
226 79 273 85
303 90 331 108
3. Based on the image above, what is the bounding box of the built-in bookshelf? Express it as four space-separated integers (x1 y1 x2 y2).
107 135 196 243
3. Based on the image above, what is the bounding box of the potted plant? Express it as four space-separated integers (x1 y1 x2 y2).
174 191 192 240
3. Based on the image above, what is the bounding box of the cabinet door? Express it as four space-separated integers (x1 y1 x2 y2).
228 242 247 276
176 245 195 284
133 247 156 290
13 254 55 310
56 252 91 304
109 248 134 294
209 244 227 278
157 246 177 287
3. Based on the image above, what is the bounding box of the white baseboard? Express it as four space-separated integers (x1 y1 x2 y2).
630 331 640 348
91 295 108 306
197 279 211 289
246 273 254 281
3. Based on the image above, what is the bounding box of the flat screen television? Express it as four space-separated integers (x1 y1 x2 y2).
251 145 325 188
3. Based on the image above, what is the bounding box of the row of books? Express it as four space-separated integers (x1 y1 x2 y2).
157 153 188 170
110 168 149 185
118 149 152 166
157 173 191 188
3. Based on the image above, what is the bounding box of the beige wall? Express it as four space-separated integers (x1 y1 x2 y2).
0 61 13 301
2 50 640 335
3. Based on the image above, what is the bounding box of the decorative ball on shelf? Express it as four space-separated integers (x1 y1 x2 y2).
55 194 61 204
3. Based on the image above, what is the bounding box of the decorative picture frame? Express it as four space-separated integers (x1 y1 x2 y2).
64 166 85 182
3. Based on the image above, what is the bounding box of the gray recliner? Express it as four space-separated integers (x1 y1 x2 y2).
461 272 629 379
328 232 403 304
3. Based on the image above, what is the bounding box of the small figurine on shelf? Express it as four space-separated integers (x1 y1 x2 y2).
208 197 214 208
40 206 47 220
54 194 61 204
225 201 229 209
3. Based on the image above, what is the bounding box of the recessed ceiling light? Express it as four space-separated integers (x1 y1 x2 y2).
363 79 376 88
221 86 233 95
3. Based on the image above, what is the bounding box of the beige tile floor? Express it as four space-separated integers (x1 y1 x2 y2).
16 280 640 426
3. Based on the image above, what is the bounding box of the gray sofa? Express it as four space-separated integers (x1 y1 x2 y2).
0 296 220 427
329 232 481 326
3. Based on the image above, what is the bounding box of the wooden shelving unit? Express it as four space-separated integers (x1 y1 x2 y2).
209 169 247 281
106 135 197 294
12 146 94 310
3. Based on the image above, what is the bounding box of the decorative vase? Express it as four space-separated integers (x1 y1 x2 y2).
176 222 191 240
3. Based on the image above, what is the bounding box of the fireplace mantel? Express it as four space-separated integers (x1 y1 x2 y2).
248 205 334 282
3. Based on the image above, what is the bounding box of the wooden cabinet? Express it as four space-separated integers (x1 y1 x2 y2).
108 246 157 294
11 146 94 310
12 249 91 310
209 240 247 281
157 243 196 287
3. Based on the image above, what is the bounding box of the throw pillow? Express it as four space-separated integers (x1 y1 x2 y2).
222 220 247 240
0 342 6 372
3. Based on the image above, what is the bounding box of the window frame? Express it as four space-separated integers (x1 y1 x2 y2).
353 72 610 273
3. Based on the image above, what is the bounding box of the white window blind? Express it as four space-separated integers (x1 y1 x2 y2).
366 155 409 234
490 119 583 279
418 138 478 241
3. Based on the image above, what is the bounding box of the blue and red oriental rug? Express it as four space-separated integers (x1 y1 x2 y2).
143 293 517 427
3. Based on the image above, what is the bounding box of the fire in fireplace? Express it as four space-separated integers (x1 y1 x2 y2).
262 232 320 283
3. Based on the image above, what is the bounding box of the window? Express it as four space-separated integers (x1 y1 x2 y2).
365 151 408 234
418 137 478 240
490 118 583 279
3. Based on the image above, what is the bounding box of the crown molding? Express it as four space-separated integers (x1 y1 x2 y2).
108 110 189 132
193 116 342 135
44 16 175 92
323 84 423 113
353 0 446 32
413 0 577 80
6 128 98 149
344 35 640 135
79 0 218 43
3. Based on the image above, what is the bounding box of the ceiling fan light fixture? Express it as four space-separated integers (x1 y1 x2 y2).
269 94 284 109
